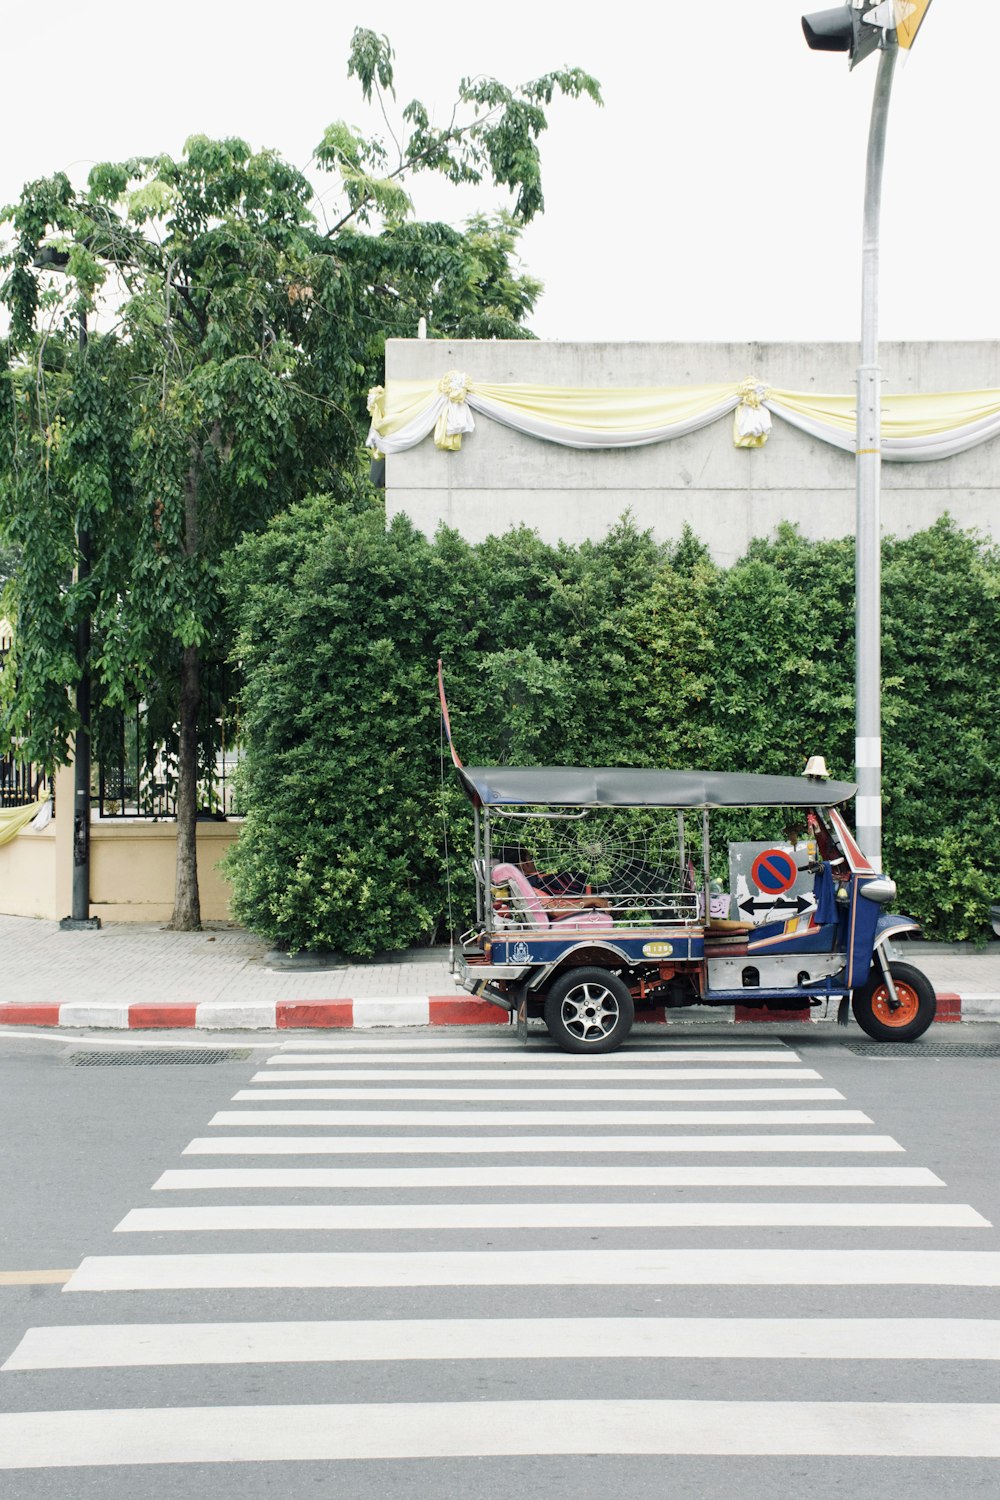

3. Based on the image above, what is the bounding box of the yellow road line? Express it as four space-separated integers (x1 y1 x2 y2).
0 1270 73 1286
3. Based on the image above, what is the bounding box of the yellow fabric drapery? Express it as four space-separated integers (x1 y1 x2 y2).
0 800 49 847
465 379 737 433
369 378 738 446
768 387 1000 445
367 375 1000 463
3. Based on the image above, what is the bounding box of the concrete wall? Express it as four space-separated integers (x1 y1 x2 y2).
0 766 239 922
88 820 239 923
385 340 1000 563
0 821 59 920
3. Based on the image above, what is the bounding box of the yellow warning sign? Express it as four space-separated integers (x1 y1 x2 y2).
894 0 934 51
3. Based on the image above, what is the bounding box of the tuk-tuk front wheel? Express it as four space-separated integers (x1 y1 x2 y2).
851 960 937 1042
543 968 635 1054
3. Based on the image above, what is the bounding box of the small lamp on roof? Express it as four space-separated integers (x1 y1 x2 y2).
803 755 831 779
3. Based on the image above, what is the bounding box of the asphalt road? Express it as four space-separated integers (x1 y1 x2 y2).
1 1025 999 1498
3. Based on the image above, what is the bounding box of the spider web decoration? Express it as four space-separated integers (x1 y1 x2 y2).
490 810 685 897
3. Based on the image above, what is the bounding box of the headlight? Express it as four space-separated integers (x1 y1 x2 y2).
859 876 897 905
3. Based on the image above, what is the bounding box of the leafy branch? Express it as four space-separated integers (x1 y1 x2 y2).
316 26 602 234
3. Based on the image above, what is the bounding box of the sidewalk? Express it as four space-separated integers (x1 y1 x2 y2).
0 914 998 1031
0 916 473 1030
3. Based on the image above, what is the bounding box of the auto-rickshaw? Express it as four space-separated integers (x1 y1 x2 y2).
439 670 936 1054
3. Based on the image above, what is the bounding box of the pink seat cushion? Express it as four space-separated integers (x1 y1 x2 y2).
491 864 608 929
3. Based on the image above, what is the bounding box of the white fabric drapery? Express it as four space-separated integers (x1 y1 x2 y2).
367 374 1000 464
764 388 1000 461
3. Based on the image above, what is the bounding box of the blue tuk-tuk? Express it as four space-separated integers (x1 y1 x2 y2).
441 679 935 1053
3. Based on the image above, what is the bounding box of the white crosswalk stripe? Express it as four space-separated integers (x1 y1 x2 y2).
2 1033 996 1485
232 1085 842 1101
182 1132 904 1154
3 1399 1000 1466
263 1049 800 1065
250 1066 824 1080
275 1044 803 1056
112 1202 991 1233
63 1247 1000 1291
210 1107 872 1125
9 1316 1000 1369
151 1164 946 1189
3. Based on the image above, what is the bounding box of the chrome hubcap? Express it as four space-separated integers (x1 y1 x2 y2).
561 982 620 1042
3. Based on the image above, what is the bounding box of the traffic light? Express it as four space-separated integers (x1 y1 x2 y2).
801 4 883 69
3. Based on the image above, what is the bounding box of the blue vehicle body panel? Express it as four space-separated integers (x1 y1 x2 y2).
489 932 703 967
745 921 841 955
477 884 921 1014
844 876 885 987
875 911 921 944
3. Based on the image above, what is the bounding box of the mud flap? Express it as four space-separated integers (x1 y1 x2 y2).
837 994 851 1027
516 984 529 1045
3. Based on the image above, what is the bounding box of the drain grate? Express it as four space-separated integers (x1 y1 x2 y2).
68 1048 252 1067
844 1042 1000 1058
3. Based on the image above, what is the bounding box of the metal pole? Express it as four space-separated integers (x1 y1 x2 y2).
61 309 101 930
855 41 897 870
483 809 493 939
70 521 93 921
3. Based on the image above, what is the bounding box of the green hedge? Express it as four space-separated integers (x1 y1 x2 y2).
222 499 1000 953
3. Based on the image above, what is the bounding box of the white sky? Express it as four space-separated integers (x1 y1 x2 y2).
1 0 988 346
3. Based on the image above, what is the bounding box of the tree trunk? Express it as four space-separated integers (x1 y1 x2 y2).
170 453 203 930
171 642 202 930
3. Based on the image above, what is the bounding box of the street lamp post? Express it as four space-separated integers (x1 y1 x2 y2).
854 42 897 870
802 1 933 867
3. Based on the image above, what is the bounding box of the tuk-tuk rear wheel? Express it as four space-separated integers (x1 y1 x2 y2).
851 960 937 1042
542 967 635 1054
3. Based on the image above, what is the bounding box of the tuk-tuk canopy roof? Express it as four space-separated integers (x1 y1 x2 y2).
458 765 856 811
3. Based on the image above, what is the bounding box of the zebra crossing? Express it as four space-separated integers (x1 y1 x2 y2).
2 1031 999 1482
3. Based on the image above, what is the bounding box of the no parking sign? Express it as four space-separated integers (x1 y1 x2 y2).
750 847 798 896
729 840 817 924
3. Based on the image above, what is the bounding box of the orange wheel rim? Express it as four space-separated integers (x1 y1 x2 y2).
871 981 920 1027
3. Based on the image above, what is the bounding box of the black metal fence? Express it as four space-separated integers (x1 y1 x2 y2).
2 631 240 819
0 733 237 819
0 752 51 808
0 631 52 808
97 702 241 819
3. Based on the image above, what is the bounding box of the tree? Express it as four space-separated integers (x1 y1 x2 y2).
0 30 601 926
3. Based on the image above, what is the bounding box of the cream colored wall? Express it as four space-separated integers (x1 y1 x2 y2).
0 823 59 919
0 794 239 923
89 820 239 922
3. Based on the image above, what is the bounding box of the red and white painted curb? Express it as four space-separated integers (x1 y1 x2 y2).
0 990 966 1030
0 996 503 1031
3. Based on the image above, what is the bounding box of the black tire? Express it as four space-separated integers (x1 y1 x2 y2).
542 967 635 1053
851 959 937 1042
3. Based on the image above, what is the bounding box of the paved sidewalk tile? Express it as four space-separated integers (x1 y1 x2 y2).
0 915 462 1007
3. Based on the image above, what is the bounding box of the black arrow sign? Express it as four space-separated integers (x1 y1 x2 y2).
738 893 815 918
